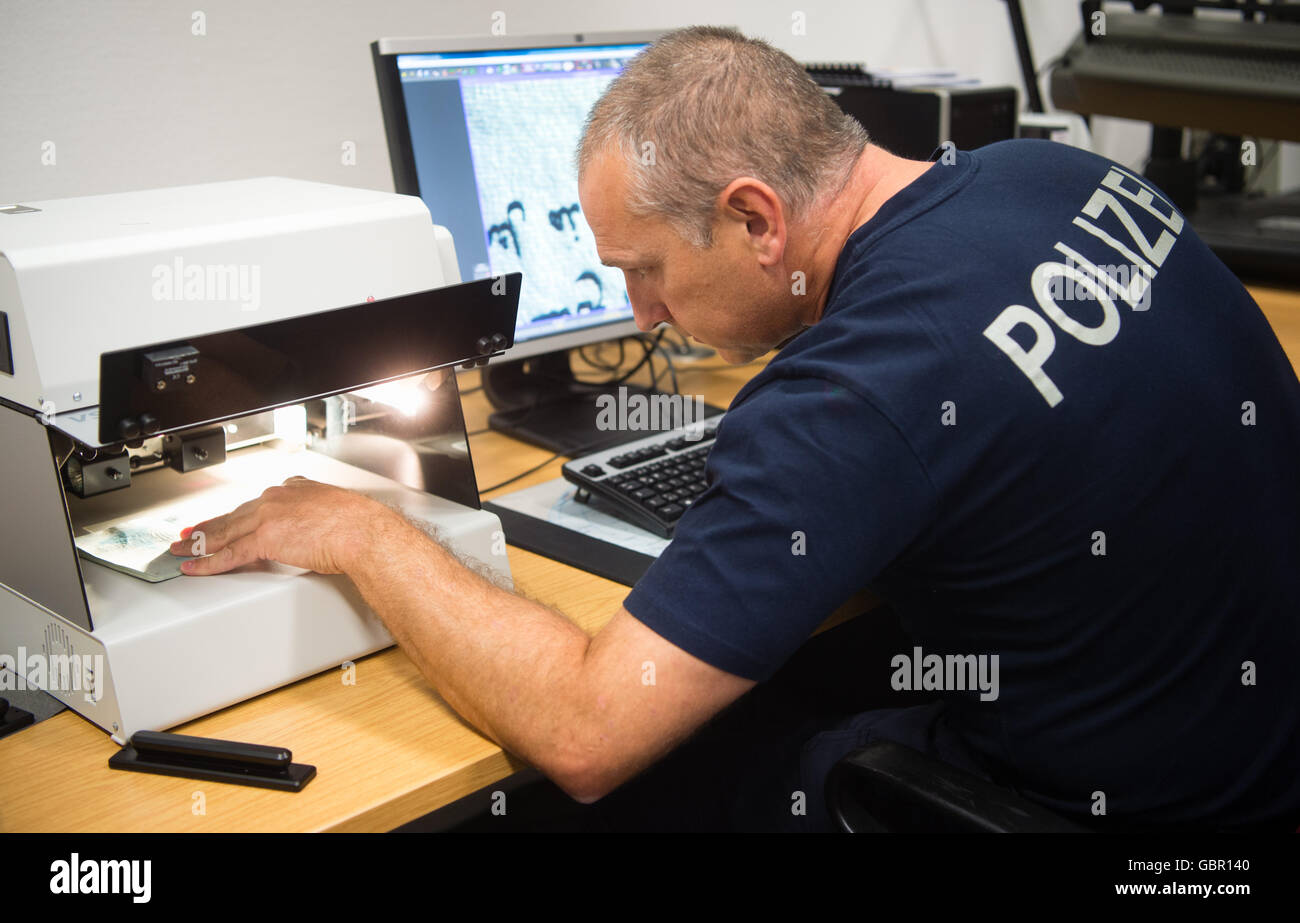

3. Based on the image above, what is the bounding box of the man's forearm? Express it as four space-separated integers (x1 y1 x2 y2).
342 510 596 782
174 479 752 801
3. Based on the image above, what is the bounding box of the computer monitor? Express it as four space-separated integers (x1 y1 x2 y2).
372 31 717 454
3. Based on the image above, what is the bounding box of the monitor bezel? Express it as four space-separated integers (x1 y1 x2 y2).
371 30 665 363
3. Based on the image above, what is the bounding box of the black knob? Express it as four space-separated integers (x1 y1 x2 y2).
139 413 160 435
118 417 141 440
475 336 491 354
490 333 508 351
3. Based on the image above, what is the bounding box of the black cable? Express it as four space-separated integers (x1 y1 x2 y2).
477 430 628 496
580 338 625 373
477 451 566 495
535 331 664 391
614 331 666 386
650 339 680 395
605 338 627 371
578 344 604 372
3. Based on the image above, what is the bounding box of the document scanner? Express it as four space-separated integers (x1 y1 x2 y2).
0 177 520 743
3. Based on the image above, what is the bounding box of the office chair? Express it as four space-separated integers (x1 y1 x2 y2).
826 740 1090 832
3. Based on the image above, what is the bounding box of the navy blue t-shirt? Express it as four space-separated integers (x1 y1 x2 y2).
623 139 1300 827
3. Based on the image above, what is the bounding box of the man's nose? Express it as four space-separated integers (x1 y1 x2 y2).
628 285 670 332
632 305 670 332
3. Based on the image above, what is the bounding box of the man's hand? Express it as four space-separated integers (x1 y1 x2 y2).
169 476 401 576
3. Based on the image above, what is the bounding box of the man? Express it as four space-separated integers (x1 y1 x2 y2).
171 27 1300 831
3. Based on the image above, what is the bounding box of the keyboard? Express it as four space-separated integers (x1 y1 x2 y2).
804 62 893 88
561 413 724 538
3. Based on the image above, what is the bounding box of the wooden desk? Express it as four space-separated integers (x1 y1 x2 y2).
3 286 1297 832
1255 286 1300 377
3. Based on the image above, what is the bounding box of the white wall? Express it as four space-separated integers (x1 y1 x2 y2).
2 0 1129 203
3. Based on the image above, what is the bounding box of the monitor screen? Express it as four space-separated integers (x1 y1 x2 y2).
388 39 651 348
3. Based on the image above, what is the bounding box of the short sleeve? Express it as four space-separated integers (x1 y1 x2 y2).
622 374 938 681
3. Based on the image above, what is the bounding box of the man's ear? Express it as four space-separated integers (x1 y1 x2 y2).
717 177 786 266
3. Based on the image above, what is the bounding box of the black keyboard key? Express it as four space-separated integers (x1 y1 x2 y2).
660 503 685 520
582 464 605 477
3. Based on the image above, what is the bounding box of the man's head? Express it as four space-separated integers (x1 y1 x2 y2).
577 26 869 363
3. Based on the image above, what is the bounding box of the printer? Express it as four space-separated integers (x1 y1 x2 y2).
0 177 520 743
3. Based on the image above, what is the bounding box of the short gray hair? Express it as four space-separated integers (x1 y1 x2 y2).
577 26 869 248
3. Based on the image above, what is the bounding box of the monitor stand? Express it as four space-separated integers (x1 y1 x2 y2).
482 350 726 456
